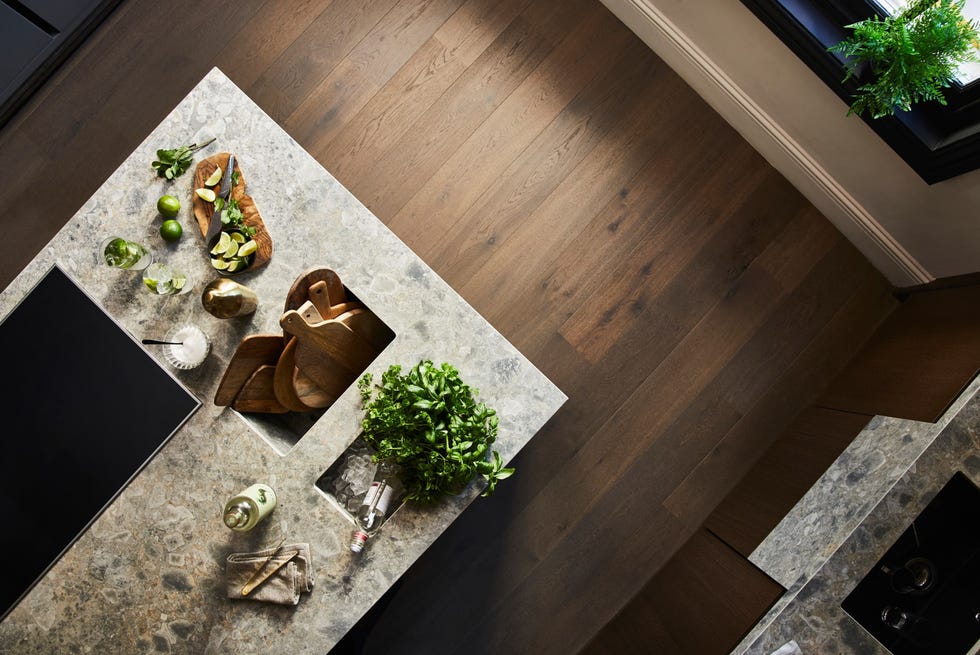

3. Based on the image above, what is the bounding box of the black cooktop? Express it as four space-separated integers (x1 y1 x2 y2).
842 472 980 654
0 265 199 620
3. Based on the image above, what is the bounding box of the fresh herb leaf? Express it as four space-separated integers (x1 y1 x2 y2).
151 137 216 179
231 170 241 187
358 361 508 503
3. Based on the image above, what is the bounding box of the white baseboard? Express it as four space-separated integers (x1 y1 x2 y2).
601 0 933 286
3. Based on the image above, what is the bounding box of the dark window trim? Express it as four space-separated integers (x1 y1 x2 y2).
740 0 980 184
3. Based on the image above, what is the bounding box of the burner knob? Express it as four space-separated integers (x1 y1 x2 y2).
881 606 911 630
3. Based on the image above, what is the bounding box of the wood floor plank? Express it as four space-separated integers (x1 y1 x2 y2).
703 408 873 557
637 529 783 655
817 284 980 421
385 3 634 254
248 0 399 122
216 0 337 88
286 0 467 157
456 58 697 311
501 120 754 356
320 0 532 197
666 263 896 533
429 38 657 287
325 0 561 218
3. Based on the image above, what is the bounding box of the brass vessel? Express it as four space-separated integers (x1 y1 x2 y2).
202 278 258 318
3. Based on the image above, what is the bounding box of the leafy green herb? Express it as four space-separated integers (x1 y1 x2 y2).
358 361 510 503
151 137 216 179
219 198 256 236
231 170 241 187
830 0 980 118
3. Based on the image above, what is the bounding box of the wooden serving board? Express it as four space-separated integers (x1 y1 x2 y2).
192 153 273 272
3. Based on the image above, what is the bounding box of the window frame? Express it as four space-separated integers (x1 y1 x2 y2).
740 0 980 183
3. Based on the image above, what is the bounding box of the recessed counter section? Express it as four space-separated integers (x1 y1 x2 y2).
0 68 565 654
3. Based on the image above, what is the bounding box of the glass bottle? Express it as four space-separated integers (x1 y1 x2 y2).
223 483 277 531
350 461 404 554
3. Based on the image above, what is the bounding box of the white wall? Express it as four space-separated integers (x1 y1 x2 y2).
601 0 980 286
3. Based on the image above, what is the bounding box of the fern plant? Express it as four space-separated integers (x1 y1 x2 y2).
830 0 980 118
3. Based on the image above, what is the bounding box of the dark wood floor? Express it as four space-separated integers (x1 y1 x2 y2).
0 1 896 653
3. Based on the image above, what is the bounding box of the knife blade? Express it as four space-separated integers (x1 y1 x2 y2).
204 153 236 248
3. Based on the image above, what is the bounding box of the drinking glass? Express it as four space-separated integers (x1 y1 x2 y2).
142 262 191 296
100 237 152 271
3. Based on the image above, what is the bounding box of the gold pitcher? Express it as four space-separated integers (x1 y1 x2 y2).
202 278 258 318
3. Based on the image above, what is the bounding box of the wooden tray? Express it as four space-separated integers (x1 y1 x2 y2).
192 153 273 272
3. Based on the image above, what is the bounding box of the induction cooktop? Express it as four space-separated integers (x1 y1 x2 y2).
0 265 200 620
842 472 980 655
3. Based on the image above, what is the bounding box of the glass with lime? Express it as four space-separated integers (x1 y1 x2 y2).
101 237 152 270
142 262 190 296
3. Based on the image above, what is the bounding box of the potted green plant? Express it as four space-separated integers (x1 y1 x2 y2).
830 0 980 118
357 360 513 503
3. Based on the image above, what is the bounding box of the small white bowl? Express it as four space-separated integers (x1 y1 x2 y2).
163 325 211 370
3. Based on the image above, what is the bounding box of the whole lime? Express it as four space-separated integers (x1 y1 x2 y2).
160 219 183 242
157 195 180 218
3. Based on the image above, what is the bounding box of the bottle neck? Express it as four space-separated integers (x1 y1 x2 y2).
223 503 250 529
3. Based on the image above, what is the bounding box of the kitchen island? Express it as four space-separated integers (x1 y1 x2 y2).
0 68 565 654
734 375 980 654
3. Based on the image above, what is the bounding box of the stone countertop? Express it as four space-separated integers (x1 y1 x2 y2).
0 68 565 654
733 376 980 655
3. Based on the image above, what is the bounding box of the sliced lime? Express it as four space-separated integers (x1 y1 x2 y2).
230 231 246 243
196 188 216 202
237 240 258 257
211 258 229 270
226 260 246 273
172 275 186 290
210 231 232 255
225 240 240 257
204 166 222 187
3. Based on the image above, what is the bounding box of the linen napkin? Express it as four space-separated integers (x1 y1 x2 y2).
226 542 314 606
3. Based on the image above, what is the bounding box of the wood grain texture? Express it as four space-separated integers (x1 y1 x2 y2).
817 284 980 422
581 529 784 655
0 1 900 654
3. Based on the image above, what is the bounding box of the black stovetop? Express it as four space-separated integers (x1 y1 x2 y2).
842 472 980 655
0 266 199 621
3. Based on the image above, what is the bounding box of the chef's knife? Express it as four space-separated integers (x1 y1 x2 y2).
204 154 236 248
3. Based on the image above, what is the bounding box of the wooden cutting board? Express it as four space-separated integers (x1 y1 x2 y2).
214 334 285 406
192 153 273 272
233 365 288 413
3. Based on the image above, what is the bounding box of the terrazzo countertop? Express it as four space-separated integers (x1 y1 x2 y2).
0 68 565 654
733 376 980 655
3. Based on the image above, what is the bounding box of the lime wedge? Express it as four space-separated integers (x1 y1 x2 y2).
204 166 222 187
210 231 232 255
211 258 229 270
230 231 246 243
226 260 246 273
172 275 186 290
224 240 239 257
143 277 158 293
237 240 258 257
196 188 216 202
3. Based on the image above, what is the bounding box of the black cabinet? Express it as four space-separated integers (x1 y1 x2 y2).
0 0 123 127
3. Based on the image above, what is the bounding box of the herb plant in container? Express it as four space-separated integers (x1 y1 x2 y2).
830 0 980 118
357 361 513 504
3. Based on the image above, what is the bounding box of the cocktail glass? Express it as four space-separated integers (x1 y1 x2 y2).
142 262 190 296
101 237 152 270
